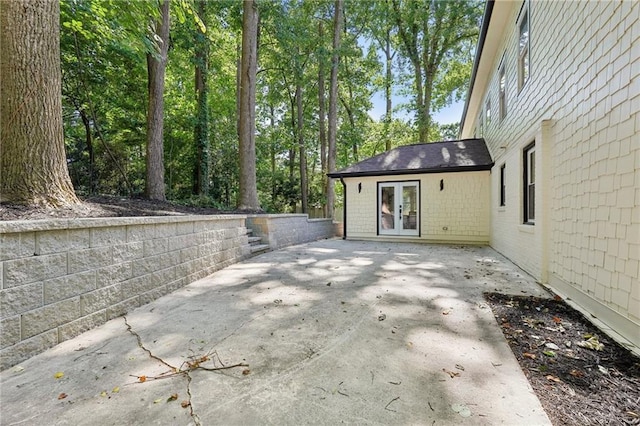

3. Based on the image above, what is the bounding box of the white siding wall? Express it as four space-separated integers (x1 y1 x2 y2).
464 1 639 347
344 171 490 243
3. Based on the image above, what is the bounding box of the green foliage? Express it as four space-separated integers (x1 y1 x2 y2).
59 0 480 213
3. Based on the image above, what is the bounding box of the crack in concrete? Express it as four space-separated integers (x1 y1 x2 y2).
123 316 200 425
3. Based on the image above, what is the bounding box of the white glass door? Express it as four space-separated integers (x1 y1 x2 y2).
378 182 419 236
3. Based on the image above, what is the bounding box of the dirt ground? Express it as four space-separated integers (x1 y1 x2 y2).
485 293 640 426
2 196 639 425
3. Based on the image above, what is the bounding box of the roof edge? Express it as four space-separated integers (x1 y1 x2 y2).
459 0 495 136
327 163 494 179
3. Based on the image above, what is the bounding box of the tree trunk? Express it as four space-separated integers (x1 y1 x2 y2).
326 0 343 220
237 0 260 210
296 82 308 214
145 0 170 200
0 0 78 207
318 21 328 216
79 109 96 194
194 0 209 196
384 30 393 151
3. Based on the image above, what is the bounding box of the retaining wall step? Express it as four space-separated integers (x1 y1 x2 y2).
250 244 271 254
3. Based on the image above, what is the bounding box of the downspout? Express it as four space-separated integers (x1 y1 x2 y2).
339 176 346 239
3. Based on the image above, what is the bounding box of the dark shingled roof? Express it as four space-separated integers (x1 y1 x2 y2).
327 138 494 178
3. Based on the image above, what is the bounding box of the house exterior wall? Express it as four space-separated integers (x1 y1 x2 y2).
462 0 639 348
343 171 490 243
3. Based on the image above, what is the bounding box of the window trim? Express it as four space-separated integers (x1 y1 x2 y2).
499 163 506 207
517 2 530 92
485 98 492 127
498 58 507 120
523 142 535 224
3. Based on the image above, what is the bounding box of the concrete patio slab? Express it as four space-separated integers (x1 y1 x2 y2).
1 240 552 425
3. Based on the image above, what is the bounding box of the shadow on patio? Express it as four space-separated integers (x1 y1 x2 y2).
0 240 552 425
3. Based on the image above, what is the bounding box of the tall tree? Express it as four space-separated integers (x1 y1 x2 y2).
193 0 209 196
318 20 328 215
0 0 78 207
238 0 260 210
326 0 343 219
145 0 170 200
391 0 481 143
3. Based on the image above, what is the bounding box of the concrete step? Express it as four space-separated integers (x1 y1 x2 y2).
250 243 271 254
248 236 263 244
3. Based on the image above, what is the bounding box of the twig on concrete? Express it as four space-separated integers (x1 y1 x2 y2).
123 316 247 426
385 396 400 412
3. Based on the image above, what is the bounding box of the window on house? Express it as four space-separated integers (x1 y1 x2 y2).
478 112 483 137
518 5 530 91
499 62 507 119
500 164 506 206
523 143 535 223
485 99 492 126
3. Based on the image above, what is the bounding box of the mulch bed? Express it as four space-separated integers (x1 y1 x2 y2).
0 195 252 221
485 292 640 426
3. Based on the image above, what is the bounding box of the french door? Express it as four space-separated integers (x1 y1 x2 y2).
378 181 419 236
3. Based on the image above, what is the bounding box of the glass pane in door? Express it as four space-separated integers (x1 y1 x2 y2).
402 185 417 230
380 186 395 231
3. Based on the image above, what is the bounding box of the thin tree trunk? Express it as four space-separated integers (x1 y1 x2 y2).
194 0 209 196
0 0 78 207
79 109 95 194
326 0 343 220
384 30 393 151
237 0 260 210
318 21 328 217
145 0 170 200
296 82 308 214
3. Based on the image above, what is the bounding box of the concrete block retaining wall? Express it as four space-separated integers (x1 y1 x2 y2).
0 216 251 370
245 215 337 250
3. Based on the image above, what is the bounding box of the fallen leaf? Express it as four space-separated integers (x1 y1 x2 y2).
442 310 451 315
455 364 465 371
569 369 584 377
58 393 68 400
138 375 147 383
112 386 120 393
546 375 561 383
13 366 25 374
451 403 471 417
181 400 190 408
552 316 562 323
577 335 604 351
153 398 163 404
554 295 562 301
545 342 560 350
54 372 64 379
598 365 609 375
627 411 639 418
543 350 556 357
100 391 108 397
242 369 251 375
523 352 536 359
167 394 178 402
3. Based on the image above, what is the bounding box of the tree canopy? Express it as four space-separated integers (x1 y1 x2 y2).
2 0 483 213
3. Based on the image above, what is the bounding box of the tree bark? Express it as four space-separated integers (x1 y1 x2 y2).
296 82 308 214
237 0 260 210
0 0 78 207
145 0 170 200
194 0 209 196
326 0 343 220
384 28 394 151
318 21 328 216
